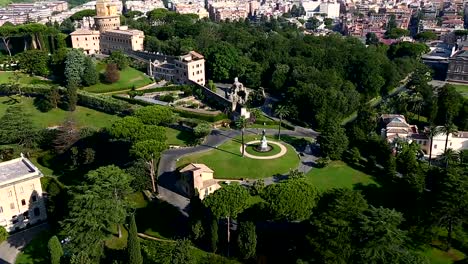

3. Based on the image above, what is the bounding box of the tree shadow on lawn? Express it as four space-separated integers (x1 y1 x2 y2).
135 199 189 239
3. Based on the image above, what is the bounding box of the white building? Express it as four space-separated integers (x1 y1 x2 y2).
302 0 340 19
0 155 47 232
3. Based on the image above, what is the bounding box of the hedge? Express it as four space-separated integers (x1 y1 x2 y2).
77 91 133 115
112 94 228 122
0 83 133 116
137 85 193 94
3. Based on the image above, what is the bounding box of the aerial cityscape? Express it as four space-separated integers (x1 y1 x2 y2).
0 0 467 263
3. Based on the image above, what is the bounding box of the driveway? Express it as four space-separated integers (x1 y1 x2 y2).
0 223 49 264
156 128 318 212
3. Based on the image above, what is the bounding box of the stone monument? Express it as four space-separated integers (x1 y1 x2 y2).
226 77 250 118
256 129 271 152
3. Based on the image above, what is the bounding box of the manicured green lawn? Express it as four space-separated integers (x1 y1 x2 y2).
305 161 377 190
0 72 50 85
83 64 152 93
15 231 51 264
452 84 468 98
165 127 195 146
0 96 118 129
178 135 300 179
420 246 466 264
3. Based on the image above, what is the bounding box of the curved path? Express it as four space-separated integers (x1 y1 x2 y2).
241 140 287 160
156 128 318 214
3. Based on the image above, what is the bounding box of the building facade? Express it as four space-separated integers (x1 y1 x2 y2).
70 0 144 55
177 163 221 200
70 29 101 55
0 155 47 232
100 27 144 53
148 51 206 86
446 50 468 83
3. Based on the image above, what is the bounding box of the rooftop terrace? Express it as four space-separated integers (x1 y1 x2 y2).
0 156 38 184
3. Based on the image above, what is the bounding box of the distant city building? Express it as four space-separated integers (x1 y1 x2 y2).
380 114 468 157
174 3 209 19
126 0 165 14
148 51 206 85
446 50 468 83
0 155 47 232
70 0 144 54
0 1 68 25
177 163 221 200
302 0 340 19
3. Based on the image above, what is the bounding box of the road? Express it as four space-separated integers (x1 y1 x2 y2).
156 128 318 213
0 223 49 264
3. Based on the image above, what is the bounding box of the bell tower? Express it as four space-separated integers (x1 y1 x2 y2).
94 0 120 32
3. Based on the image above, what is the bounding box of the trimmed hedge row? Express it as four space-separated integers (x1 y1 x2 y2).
112 94 228 122
0 83 133 116
77 91 133 115
138 85 193 94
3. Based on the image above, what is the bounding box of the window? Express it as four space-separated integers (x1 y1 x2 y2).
10 203 15 210
23 211 29 220
450 142 452 146
33 208 40 217
0 207 3 213
21 199 26 206
434 144 437 149
8 190 12 197
32 195 37 202
19 187 23 193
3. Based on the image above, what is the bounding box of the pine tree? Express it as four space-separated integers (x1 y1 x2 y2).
48 236 63 264
237 221 257 259
82 57 99 86
0 105 36 147
210 219 218 253
127 214 142 264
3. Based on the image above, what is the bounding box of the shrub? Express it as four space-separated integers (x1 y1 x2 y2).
315 157 330 168
193 123 212 138
0 226 7 243
105 63 120 83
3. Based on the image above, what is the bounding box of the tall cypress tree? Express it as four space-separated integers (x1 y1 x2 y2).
48 236 63 264
210 219 218 253
127 214 143 264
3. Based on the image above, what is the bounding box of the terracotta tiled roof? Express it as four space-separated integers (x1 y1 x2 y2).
180 163 214 173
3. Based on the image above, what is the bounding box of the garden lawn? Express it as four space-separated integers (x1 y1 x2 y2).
452 84 468 98
420 246 466 264
83 64 152 93
178 135 300 179
165 127 195 146
0 96 118 129
305 161 377 190
15 231 52 264
0 72 50 85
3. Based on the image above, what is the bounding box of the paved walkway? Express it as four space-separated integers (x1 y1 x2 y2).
156 128 318 213
0 223 49 264
241 140 287 160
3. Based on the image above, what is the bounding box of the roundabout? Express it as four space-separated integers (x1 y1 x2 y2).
241 140 288 159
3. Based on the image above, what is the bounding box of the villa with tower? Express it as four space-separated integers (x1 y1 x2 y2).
70 0 144 55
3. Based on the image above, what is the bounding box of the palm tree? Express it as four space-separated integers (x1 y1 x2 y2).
235 116 248 157
440 123 458 153
275 105 289 140
410 92 424 121
440 148 459 168
426 125 441 166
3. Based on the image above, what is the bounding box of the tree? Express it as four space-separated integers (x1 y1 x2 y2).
127 214 143 264
306 17 320 31
107 50 129 70
171 239 195 264
0 25 17 56
317 120 349 160
432 170 468 250
237 221 256 259
105 63 120 83
415 31 438 42
108 116 167 142
64 48 86 88
82 56 99 86
425 125 441 165
436 85 463 124
16 50 50 76
235 117 248 157
385 28 410 39
365 32 379 45
193 122 212 138
210 219 218 253
261 179 317 221
204 42 239 81
275 105 289 140
131 140 167 193
133 105 175 125
440 123 457 153
0 105 37 147
48 236 63 264
410 92 424 121
203 184 250 256
66 86 78 111
61 166 133 259
70 9 96 21
46 87 61 109
0 226 7 243
440 148 459 168
53 118 80 154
